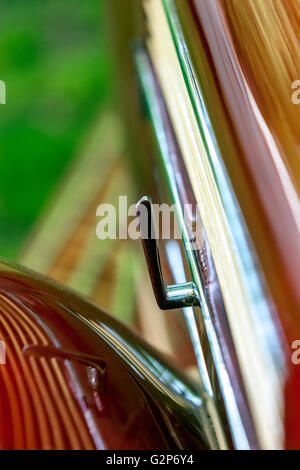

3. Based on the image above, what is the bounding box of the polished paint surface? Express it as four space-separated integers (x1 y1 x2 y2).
190 0 300 449
213 2 300 446
0 258 210 450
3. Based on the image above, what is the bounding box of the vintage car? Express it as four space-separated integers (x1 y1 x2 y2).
1 0 300 450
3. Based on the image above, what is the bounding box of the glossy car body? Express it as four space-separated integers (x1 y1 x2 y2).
0 258 213 450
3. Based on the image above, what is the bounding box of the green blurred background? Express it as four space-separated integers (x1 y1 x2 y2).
0 0 192 359
0 0 112 258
